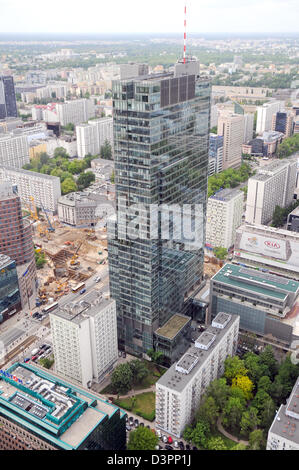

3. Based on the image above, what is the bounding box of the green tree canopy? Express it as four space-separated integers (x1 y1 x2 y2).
100 139 113 160
224 356 248 383
249 429 266 450
127 427 158 450
240 407 260 437
206 436 227 450
222 397 245 433
61 177 78 195
111 363 133 395
213 247 228 260
206 378 230 409
77 171 95 190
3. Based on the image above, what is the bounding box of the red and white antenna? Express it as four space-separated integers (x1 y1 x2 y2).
183 2 187 64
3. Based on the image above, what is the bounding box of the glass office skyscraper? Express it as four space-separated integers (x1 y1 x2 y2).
0 76 18 120
108 60 211 356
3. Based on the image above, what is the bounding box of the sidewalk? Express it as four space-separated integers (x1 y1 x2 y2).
217 416 249 446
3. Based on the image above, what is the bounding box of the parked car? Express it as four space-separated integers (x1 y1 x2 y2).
174 441 179 448
162 435 167 443
80 288 86 295
168 436 173 444
23 358 30 363
185 444 190 450
118 351 122 357
31 355 37 361
179 441 185 450
156 429 162 438
134 419 139 427
139 422 144 427
126 425 131 431
165 445 173 450
122 351 126 358
192 446 198 450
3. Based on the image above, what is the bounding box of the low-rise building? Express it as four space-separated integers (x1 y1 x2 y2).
58 192 98 227
50 291 118 387
155 313 239 437
0 362 126 450
154 314 192 366
267 377 299 450
287 206 299 233
209 263 299 345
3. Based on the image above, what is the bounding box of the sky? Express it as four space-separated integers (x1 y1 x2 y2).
0 0 298 34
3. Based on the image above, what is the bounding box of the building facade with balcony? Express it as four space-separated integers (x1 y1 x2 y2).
155 312 239 437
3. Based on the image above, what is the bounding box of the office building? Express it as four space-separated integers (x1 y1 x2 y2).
0 76 17 120
272 112 294 137
262 130 284 156
0 181 34 266
120 63 149 80
209 263 299 344
0 166 61 213
218 113 244 170
208 134 223 176
256 101 282 134
155 312 239 437
0 133 30 169
245 159 297 225
57 192 99 227
234 223 299 280
0 362 126 450
50 291 118 387
287 206 299 233
108 60 211 356
206 188 244 249
267 377 299 450
0 117 23 134
0 254 21 323
56 99 95 126
76 117 113 158
154 314 192 366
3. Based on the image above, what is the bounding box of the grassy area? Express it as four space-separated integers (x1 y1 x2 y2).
212 429 239 450
100 360 166 395
114 392 156 421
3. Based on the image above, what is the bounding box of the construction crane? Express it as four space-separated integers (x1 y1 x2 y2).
70 241 82 266
40 203 55 233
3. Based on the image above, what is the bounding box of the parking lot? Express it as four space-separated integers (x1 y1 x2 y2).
125 415 196 451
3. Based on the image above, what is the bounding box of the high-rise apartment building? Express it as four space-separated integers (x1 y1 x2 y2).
206 188 244 249
256 101 282 134
245 159 297 225
272 112 294 137
56 99 95 126
0 180 34 266
108 60 211 356
218 113 244 170
0 133 30 169
155 312 239 437
0 76 17 120
50 291 118 387
0 166 61 213
76 117 113 158
267 377 299 450
208 134 223 176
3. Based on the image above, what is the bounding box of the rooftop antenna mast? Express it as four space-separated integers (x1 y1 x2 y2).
183 2 187 64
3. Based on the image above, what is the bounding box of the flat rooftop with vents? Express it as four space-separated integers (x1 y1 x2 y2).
155 314 191 340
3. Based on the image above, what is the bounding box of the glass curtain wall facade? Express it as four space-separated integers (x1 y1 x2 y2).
0 256 21 322
108 66 211 356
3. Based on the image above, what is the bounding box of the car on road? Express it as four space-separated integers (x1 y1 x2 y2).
80 289 86 295
23 358 30 363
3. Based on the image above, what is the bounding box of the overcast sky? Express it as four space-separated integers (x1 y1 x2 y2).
0 0 298 34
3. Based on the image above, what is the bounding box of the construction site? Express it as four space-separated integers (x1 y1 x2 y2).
204 255 223 278
24 197 108 304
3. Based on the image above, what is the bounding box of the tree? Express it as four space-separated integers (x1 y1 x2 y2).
39 152 50 165
232 375 254 401
224 356 248 383
271 355 299 402
272 205 286 228
243 352 268 385
110 169 115 183
206 436 227 450
251 389 272 412
257 375 272 394
84 153 98 167
146 349 164 365
259 346 278 379
210 126 217 134
54 147 70 159
62 122 75 132
249 429 265 450
35 251 47 269
39 357 54 369
111 363 133 395
229 386 247 407
240 407 260 437
213 247 228 260
185 420 211 449
260 397 277 429
129 360 148 385
61 177 78 195
127 426 158 450
196 396 219 430
77 171 95 190
222 397 245 433
231 443 247 450
68 160 87 175
100 140 112 160
206 378 231 409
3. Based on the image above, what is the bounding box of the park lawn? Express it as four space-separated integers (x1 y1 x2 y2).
115 391 156 421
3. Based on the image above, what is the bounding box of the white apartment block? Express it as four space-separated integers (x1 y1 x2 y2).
206 188 244 249
243 113 254 143
36 84 69 100
155 313 240 438
0 166 61 213
256 101 282 134
76 117 113 158
56 99 95 126
245 158 297 225
50 292 118 388
267 378 299 450
218 113 244 170
0 133 30 169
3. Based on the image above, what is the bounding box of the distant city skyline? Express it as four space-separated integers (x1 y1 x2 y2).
0 0 298 34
